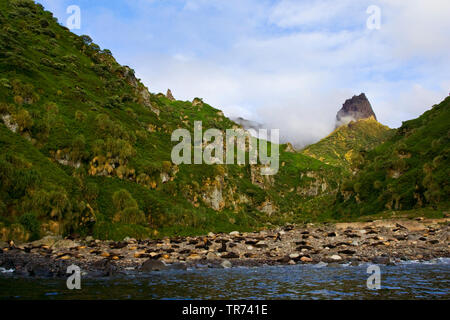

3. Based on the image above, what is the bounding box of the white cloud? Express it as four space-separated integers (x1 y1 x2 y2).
380 0 450 60
37 0 450 147
269 0 364 29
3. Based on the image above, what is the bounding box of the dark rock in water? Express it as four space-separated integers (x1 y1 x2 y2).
336 93 377 127
168 263 187 270
277 256 291 264
349 260 360 266
0 257 16 270
92 258 116 276
25 262 53 277
371 256 391 265
140 259 167 272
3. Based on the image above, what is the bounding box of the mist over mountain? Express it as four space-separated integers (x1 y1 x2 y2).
233 93 380 150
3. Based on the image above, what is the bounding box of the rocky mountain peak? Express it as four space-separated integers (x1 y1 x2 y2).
336 93 377 127
166 89 175 101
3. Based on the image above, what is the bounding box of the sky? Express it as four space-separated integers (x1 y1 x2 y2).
36 0 450 147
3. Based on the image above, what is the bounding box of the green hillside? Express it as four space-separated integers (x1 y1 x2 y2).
333 97 450 218
302 117 394 170
0 0 447 242
0 0 341 241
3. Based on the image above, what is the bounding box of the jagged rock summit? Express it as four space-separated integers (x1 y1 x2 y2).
336 93 377 127
166 89 175 101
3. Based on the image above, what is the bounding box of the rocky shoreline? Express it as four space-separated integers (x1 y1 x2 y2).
1 218 449 278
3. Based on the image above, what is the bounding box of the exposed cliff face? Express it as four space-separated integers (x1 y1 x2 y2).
296 171 331 197
336 93 377 127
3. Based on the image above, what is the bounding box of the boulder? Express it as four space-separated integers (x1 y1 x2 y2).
300 256 313 262
330 254 342 261
206 252 218 260
289 253 300 259
140 259 167 272
92 258 117 276
25 262 54 277
31 235 62 248
255 241 268 248
52 239 79 250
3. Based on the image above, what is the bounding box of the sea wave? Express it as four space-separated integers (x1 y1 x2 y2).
0 267 14 273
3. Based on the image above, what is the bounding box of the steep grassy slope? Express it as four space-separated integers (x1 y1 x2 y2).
2 0 445 242
0 0 340 241
333 97 450 218
302 117 393 170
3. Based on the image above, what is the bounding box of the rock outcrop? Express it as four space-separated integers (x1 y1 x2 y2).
166 89 175 101
336 93 377 127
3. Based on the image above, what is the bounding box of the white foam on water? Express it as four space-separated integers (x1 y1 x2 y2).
398 257 450 266
0 267 14 273
313 262 328 268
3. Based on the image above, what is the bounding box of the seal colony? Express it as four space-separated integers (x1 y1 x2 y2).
1 218 449 278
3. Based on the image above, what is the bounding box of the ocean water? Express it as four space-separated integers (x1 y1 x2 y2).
0 259 449 300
